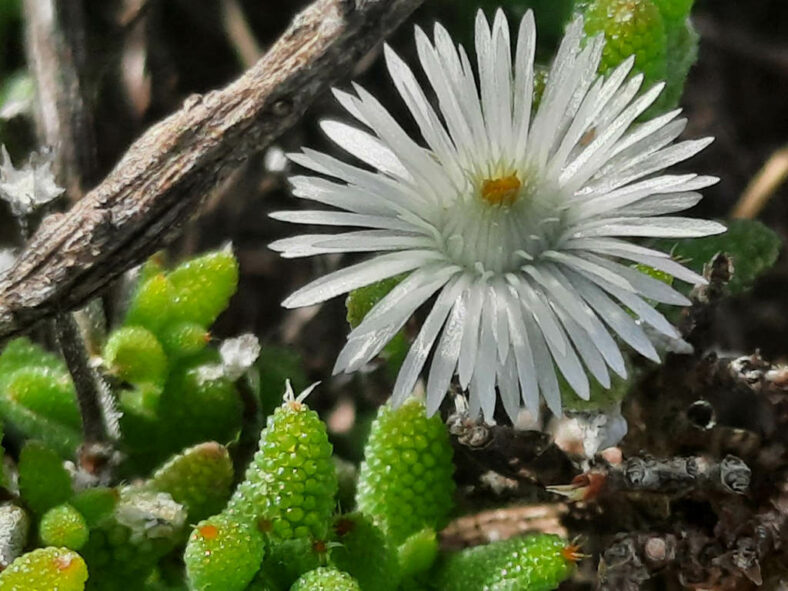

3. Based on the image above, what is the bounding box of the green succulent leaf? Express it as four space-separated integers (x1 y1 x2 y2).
356 398 455 545
18 441 72 515
329 512 400 591
0 547 88 591
434 534 579 591
38 504 89 550
184 514 265 591
228 392 337 542
148 442 234 523
290 568 360 591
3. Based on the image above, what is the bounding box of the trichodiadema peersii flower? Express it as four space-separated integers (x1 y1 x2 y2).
271 9 724 422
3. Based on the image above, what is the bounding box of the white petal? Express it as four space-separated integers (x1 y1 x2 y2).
426 288 469 415
553 306 610 388
350 265 460 337
350 84 454 199
416 25 486 165
270 210 416 232
525 288 590 401
622 192 704 216
542 264 628 377
269 231 432 258
608 250 705 285
572 216 726 239
498 354 521 423
570 274 660 362
512 10 536 155
393 275 470 407
289 175 391 215
491 280 511 363
561 82 665 191
383 44 463 183
509 276 568 355
283 250 441 308
321 120 411 180
581 253 692 305
457 280 486 388
542 250 635 292
473 293 499 423
524 313 562 416
572 173 706 219
335 267 458 373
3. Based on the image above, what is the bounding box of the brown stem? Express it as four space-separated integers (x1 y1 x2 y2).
448 411 578 487
550 455 751 502
22 0 98 199
54 313 106 444
23 0 113 455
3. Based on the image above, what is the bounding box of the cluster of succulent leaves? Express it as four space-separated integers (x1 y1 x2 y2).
0 247 579 590
111 249 242 474
181 393 579 591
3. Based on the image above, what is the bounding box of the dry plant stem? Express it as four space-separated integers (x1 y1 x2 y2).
679 252 733 348
448 411 577 486
0 504 29 570
0 0 425 341
598 455 750 496
22 0 98 199
731 145 788 219
24 0 113 453
222 0 263 69
120 0 152 122
54 313 107 444
550 456 750 508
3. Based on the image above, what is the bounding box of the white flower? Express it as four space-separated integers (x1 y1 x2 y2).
271 10 724 422
0 145 64 217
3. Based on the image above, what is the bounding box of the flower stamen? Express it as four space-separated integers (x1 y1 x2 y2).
480 174 521 207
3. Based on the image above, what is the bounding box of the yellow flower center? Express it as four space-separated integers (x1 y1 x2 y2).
480 174 521 206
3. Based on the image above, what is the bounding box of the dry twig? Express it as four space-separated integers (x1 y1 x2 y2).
23 0 113 454
550 455 751 502
448 409 577 486
222 0 263 69
22 0 98 199
731 145 788 219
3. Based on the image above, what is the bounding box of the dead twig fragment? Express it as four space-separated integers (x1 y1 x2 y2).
731 145 788 219
24 0 116 458
54 313 107 445
222 0 263 69
0 0 424 341
549 454 751 501
448 409 577 486
22 0 98 199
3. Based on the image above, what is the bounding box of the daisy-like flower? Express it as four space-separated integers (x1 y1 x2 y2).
271 10 724 422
